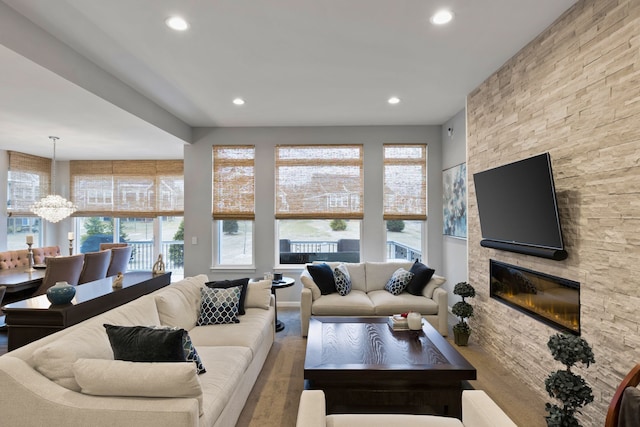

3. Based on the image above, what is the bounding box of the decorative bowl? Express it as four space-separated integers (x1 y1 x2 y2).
46 281 76 305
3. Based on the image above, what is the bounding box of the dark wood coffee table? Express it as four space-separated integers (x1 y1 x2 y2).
304 316 476 418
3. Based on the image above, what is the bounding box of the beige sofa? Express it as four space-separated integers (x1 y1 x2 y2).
0 274 275 427
296 390 517 427
300 261 448 337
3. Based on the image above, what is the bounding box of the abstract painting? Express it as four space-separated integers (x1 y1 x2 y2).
443 163 467 238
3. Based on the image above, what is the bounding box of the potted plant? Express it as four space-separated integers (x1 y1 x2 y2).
545 333 595 427
452 281 475 346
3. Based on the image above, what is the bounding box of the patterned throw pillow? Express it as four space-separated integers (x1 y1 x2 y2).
197 285 241 325
384 268 414 296
333 263 352 296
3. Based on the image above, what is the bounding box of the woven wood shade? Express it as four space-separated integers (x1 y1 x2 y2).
70 160 184 217
383 144 427 221
8 151 52 215
275 145 363 219
212 146 255 220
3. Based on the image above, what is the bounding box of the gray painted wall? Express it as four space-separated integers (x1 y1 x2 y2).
441 108 468 299
184 125 444 303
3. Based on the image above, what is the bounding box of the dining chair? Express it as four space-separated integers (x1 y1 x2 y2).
32 246 62 265
34 254 85 296
99 243 129 251
106 245 133 277
78 250 111 284
0 250 30 270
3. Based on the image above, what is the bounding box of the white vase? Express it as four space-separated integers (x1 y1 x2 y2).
407 312 422 330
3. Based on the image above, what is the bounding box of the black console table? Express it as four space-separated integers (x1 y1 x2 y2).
3 271 171 351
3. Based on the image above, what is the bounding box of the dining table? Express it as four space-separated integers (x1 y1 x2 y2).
0 267 46 303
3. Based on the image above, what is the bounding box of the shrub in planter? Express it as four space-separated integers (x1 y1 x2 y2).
452 281 475 346
545 333 595 427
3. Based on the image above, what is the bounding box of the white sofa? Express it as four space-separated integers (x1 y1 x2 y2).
0 274 275 427
296 390 517 427
300 261 448 337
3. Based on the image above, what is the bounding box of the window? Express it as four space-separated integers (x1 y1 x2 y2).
383 144 426 261
74 216 184 278
276 145 363 264
212 146 255 266
6 152 50 248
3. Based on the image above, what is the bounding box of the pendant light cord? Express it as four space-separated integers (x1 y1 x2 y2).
49 136 59 194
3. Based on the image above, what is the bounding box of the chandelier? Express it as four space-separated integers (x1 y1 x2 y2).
31 136 77 223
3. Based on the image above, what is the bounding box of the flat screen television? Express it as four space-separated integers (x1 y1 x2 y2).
473 153 567 260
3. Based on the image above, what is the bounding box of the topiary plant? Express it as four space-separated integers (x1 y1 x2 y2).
545 333 595 427
452 281 475 345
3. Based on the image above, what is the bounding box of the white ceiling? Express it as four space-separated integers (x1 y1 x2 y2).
0 0 577 160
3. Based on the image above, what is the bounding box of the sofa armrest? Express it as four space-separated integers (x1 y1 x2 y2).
432 287 449 336
0 356 200 427
462 390 516 427
301 287 312 337
296 390 327 427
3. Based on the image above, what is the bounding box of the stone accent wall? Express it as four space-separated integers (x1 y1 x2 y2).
467 1 640 425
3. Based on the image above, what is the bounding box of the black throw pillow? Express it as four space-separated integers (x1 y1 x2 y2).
307 263 336 295
405 260 436 296
206 278 250 315
104 324 187 362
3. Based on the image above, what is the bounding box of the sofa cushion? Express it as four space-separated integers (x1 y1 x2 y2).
307 263 336 295
155 274 208 330
311 290 375 316
197 286 241 325
423 275 446 299
104 324 187 362
365 261 413 292
384 268 414 295
406 260 436 296
326 414 463 427
206 278 249 315
246 279 272 310
368 290 439 316
73 359 203 414
195 346 253 427
333 264 352 296
188 307 274 357
32 294 161 392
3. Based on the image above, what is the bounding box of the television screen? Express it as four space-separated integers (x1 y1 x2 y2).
473 153 564 250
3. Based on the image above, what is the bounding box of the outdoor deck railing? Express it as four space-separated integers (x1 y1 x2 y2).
125 240 184 274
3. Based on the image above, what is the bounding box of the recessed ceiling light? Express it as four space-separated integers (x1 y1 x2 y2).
388 96 400 105
166 16 189 31
233 98 245 106
430 10 453 25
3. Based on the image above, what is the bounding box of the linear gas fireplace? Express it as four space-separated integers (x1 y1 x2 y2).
490 260 580 335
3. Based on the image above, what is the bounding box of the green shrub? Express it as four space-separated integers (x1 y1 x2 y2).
330 219 347 231
223 220 239 234
386 220 405 232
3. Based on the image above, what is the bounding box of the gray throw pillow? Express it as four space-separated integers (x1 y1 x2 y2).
384 268 414 296
197 285 242 325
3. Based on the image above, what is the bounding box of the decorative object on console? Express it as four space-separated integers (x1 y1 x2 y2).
30 136 77 223
452 281 475 346
112 272 124 288
544 333 595 427
46 281 76 305
68 232 74 255
152 254 165 275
